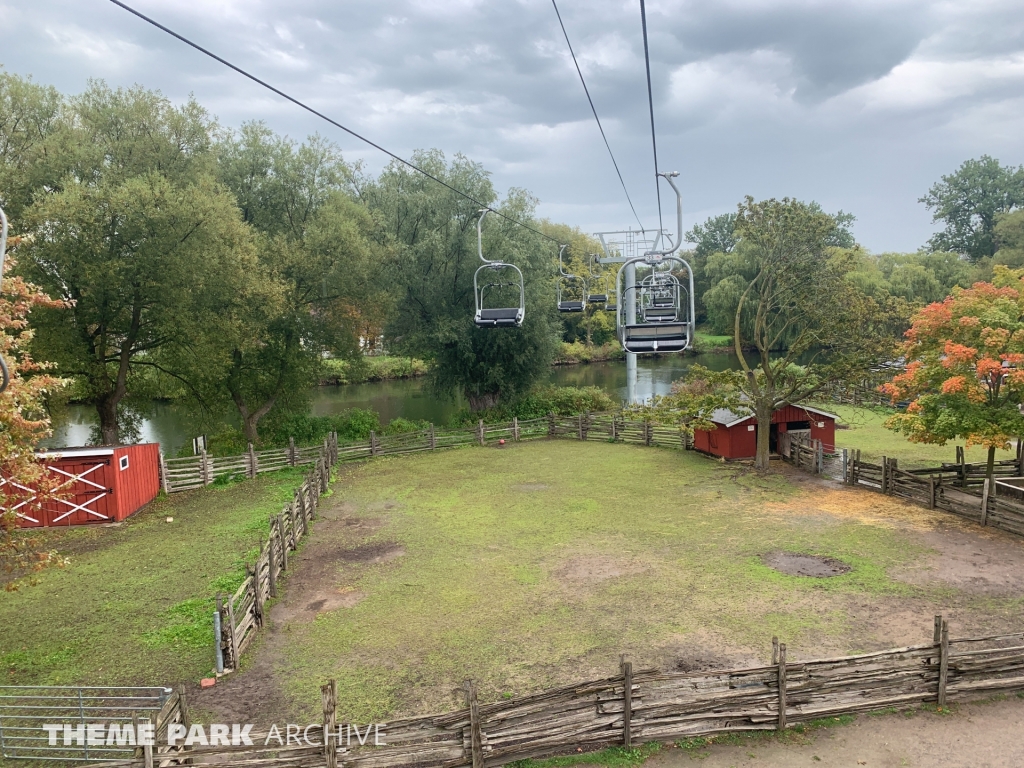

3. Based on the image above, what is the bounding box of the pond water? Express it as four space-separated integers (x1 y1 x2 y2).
50 352 742 454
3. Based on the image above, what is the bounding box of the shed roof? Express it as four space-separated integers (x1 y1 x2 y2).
708 404 839 428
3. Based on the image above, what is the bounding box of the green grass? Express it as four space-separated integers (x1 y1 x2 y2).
694 330 733 348
257 441 979 723
0 468 307 687
829 404 1017 468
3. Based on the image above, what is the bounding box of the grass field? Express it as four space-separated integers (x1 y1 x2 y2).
0 469 307 687
5 435 1024 734
204 440 1023 726
829 404 1017 468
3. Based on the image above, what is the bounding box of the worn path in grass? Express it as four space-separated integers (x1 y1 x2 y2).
194 441 1024 726
0 469 307 688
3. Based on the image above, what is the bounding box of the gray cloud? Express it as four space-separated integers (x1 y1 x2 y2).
1 0 1023 251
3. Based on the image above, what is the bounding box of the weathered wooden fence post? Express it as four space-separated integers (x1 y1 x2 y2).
249 564 263 628
937 619 949 707
289 437 297 467
369 430 378 457
225 597 239 671
842 448 848 484
547 412 556 438
464 681 484 768
159 452 170 494
577 413 584 441
478 420 485 446
277 514 288 571
881 455 889 494
980 478 991 526
645 422 653 447
200 449 211 486
777 642 787 731
268 528 277 598
429 423 437 449
512 417 520 441
322 679 338 768
929 476 937 509
621 658 633 748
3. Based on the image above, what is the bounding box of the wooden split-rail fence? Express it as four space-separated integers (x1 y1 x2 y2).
161 414 695 494
96 618 1024 768
214 435 338 673
160 438 332 494
781 432 1024 540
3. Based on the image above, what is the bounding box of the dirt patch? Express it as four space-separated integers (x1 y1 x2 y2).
337 542 405 563
893 522 1024 595
513 483 549 491
763 551 851 577
553 555 647 585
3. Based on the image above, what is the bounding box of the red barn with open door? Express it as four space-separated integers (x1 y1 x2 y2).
6 444 160 528
692 405 837 460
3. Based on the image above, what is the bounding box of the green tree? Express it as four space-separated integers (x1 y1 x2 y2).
201 124 379 443
365 151 559 411
685 213 737 259
993 210 1024 268
921 156 1024 261
18 83 251 444
883 266 1024 481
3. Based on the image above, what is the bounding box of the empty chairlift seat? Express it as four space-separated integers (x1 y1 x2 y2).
642 305 678 322
476 306 524 327
587 293 608 304
558 299 586 313
620 322 690 353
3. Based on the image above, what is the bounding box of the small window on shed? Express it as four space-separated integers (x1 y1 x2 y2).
747 425 755 431
119 455 130 471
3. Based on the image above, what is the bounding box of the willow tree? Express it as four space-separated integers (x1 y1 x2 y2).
364 151 559 411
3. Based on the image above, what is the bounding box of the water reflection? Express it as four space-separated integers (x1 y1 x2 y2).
50 353 743 450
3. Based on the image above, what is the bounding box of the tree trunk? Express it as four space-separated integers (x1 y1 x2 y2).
96 395 120 445
754 403 773 471
466 391 500 412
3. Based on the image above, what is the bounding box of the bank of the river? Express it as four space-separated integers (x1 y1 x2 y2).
52 354 741 455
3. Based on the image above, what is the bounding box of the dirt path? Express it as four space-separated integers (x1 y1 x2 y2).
193 488 390 723
647 697 1024 768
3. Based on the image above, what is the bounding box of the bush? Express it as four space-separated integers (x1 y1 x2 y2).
449 385 617 425
380 417 431 435
261 409 381 446
321 356 428 384
555 341 625 364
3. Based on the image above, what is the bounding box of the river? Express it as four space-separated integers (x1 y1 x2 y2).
49 353 741 454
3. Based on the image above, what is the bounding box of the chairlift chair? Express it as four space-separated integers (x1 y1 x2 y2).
585 254 608 304
616 254 694 354
474 210 525 328
556 244 586 313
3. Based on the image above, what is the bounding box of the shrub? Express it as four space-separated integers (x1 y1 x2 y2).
449 385 617 425
555 340 625 364
321 356 429 384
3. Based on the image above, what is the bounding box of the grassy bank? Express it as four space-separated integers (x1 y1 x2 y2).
0 469 307 686
829 404 1016 468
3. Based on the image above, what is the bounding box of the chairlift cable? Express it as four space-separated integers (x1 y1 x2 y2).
550 0 646 233
107 0 561 246
638 0 664 237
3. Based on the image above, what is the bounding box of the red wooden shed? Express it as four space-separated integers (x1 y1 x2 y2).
692 404 837 461
5 443 161 528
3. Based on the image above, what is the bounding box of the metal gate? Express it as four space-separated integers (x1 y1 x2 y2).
0 686 172 761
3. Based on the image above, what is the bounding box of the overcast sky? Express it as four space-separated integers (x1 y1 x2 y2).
2 0 1023 252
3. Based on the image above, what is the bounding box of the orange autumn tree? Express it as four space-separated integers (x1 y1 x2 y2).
883 266 1024 481
0 231 69 589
